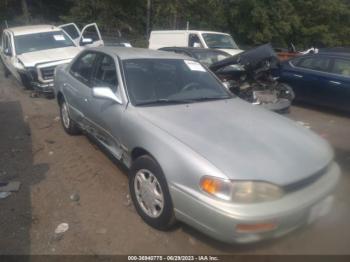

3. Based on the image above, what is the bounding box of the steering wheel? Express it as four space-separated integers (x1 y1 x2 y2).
181 82 201 92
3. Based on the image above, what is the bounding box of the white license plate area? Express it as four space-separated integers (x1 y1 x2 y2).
253 91 277 103
308 195 334 224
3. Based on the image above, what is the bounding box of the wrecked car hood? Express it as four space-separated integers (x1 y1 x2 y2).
137 98 333 186
17 46 81 67
210 43 278 72
218 48 243 56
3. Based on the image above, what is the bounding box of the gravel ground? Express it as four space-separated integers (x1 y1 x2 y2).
0 67 349 255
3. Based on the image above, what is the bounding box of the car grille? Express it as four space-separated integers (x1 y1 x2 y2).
40 66 56 80
283 164 329 192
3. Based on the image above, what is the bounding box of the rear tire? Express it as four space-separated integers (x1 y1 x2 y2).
129 155 176 230
1 60 10 78
59 99 81 135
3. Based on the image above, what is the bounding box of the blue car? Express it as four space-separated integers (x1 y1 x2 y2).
279 52 350 112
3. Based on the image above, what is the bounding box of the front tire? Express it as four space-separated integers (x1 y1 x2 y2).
19 74 32 90
129 155 176 230
278 83 295 101
59 99 81 135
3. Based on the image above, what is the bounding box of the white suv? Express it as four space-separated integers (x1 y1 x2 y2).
0 23 103 94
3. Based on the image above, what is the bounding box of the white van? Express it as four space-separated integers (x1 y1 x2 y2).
149 30 242 55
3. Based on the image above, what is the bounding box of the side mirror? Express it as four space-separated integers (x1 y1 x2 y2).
193 42 201 48
80 37 93 46
92 87 122 104
4 48 12 56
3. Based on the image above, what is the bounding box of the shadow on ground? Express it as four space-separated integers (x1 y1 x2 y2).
0 101 48 254
293 101 350 118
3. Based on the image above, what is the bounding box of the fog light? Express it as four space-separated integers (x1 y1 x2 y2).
236 222 277 233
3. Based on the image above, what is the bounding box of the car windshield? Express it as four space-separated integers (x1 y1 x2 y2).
14 31 75 55
202 33 239 49
122 59 231 106
192 51 231 66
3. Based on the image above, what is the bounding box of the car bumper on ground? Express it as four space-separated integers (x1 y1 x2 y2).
258 98 291 113
170 162 340 244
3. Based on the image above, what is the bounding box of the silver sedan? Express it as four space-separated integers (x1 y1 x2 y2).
54 47 340 243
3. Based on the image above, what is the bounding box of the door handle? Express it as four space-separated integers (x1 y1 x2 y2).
329 80 341 85
293 74 303 78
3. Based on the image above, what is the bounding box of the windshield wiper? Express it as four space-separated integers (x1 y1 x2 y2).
136 99 194 106
189 96 231 102
136 97 231 106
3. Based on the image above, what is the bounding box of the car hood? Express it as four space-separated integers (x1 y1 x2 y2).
136 98 333 186
210 43 278 72
17 46 81 67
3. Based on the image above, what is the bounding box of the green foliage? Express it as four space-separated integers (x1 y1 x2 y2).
2 0 350 48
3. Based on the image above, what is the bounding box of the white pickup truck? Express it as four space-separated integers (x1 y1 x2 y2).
0 23 103 94
149 30 243 56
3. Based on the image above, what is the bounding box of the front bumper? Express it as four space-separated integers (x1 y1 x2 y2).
31 80 54 93
170 162 340 244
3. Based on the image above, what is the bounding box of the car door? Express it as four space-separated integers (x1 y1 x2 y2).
280 57 309 99
1 32 20 80
328 57 350 111
297 56 333 106
63 51 98 126
58 23 81 45
78 23 104 47
282 56 332 105
87 53 125 159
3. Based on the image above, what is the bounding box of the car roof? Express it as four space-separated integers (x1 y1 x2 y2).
316 52 350 58
151 30 230 35
6 25 61 36
159 46 229 54
88 47 192 60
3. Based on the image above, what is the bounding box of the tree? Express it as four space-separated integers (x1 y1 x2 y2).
2 0 350 48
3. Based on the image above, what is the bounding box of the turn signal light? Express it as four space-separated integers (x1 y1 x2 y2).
236 223 277 233
200 177 222 194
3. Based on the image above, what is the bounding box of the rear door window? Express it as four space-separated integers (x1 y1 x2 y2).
296 56 331 72
70 52 98 85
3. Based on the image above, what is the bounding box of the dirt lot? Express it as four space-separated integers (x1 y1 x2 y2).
0 67 349 255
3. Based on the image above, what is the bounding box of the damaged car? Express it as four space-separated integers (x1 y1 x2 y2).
210 43 295 113
55 47 339 244
0 23 103 95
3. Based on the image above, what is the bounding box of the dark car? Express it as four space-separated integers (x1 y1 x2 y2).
279 52 350 112
158 47 230 66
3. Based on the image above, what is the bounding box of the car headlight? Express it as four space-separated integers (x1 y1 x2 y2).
200 176 284 203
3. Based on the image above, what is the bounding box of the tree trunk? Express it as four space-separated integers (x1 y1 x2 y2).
21 0 30 24
146 0 151 37
173 0 178 29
